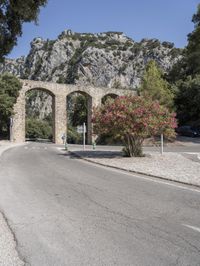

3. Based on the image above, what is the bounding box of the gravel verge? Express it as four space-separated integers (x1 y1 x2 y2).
69 149 200 187
0 213 24 266
0 141 25 266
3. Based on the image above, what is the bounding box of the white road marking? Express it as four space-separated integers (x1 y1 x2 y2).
77 156 200 194
57 147 64 150
44 147 47 150
24 147 28 149
183 224 200 233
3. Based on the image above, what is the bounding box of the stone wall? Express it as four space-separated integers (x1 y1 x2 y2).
12 80 135 144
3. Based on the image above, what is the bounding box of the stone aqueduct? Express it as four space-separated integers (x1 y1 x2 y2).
12 80 135 144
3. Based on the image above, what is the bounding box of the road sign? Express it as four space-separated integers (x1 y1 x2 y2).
77 125 83 133
77 125 87 133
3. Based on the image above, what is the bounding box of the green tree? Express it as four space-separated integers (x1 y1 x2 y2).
0 0 47 60
186 3 200 76
67 93 87 127
169 4 200 81
92 96 176 157
0 74 22 138
175 75 200 125
168 4 200 125
139 60 174 109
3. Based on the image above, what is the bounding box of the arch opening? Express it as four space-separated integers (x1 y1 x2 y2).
101 93 118 104
25 88 55 142
66 91 92 144
97 93 122 145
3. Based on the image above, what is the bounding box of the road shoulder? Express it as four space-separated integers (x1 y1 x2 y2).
0 141 25 266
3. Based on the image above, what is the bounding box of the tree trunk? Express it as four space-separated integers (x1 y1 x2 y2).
123 134 143 157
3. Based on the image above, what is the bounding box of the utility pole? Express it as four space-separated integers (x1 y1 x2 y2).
161 133 164 155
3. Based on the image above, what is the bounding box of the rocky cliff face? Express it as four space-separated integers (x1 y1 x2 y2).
0 30 181 89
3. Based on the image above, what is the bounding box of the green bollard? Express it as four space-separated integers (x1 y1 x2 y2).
92 142 96 150
65 141 68 151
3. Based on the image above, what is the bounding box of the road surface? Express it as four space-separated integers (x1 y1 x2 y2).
0 143 200 265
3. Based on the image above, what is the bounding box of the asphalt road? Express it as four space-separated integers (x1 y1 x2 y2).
0 143 200 266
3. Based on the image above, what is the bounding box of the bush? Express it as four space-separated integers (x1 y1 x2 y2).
26 118 53 140
92 96 176 157
67 125 82 144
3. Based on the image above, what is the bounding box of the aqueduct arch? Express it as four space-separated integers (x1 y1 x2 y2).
12 80 135 144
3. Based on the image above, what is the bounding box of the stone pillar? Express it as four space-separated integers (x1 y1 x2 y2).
54 94 67 144
87 96 101 145
12 91 26 143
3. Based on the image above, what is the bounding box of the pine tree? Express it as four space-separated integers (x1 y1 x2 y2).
139 60 174 109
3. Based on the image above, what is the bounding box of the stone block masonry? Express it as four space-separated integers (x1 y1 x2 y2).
12 80 135 144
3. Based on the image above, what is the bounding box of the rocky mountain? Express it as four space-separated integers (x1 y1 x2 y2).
0 30 181 89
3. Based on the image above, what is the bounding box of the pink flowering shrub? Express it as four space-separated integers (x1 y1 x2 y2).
92 95 177 157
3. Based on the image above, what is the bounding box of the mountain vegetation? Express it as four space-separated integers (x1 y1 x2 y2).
0 30 180 89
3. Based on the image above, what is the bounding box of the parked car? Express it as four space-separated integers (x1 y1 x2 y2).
176 125 200 137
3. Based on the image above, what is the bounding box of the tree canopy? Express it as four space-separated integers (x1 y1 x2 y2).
0 0 47 60
168 4 200 125
139 60 174 110
169 4 200 81
92 96 176 157
175 75 200 125
0 74 22 138
186 3 200 76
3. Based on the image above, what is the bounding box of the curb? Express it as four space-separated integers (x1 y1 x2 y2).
0 143 26 158
68 150 200 189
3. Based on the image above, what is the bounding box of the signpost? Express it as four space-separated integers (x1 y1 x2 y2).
83 123 86 151
161 133 164 155
77 123 87 150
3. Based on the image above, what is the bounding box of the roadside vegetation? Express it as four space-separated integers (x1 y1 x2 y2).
0 74 22 139
92 96 176 157
26 118 52 140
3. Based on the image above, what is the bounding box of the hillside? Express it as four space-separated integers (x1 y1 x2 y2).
0 30 181 89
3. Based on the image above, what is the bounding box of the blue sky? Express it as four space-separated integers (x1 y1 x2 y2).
9 0 199 58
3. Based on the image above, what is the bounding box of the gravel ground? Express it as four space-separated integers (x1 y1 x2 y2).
0 213 24 266
69 148 200 187
0 142 25 266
